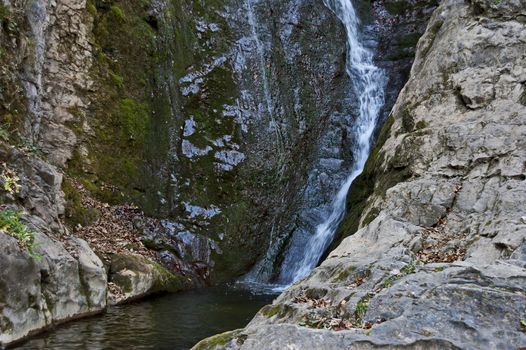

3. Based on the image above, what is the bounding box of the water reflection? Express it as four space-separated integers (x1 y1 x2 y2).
16 285 275 350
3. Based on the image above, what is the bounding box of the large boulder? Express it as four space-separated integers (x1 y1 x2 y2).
0 231 107 346
107 253 187 305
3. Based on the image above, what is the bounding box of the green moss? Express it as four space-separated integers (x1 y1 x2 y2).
385 0 410 15
151 262 186 292
117 98 149 145
62 179 100 227
111 73 124 89
259 304 290 319
397 32 422 48
382 260 418 288
362 206 380 227
86 1 97 17
192 331 237 350
332 265 355 282
400 107 415 133
65 0 160 205
400 260 417 274
110 4 126 22
419 20 443 59
355 293 373 323
415 120 428 130
0 4 10 20
110 253 186 294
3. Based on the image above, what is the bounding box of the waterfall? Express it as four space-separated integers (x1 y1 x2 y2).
277 0 386 285
246 0 273 118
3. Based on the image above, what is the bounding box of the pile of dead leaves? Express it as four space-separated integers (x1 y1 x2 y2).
61 178 158 262
417 215 467 263
292 296 331 308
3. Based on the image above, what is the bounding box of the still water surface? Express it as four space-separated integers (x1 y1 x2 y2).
16 285 275 350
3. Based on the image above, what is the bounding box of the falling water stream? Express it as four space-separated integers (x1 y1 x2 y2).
276 0 386 285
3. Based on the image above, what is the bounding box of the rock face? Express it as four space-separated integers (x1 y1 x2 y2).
107 253 186 305
137 0 353 281
193 0 526 349
0 231 106 345
0 0 436 287
0 222 188 346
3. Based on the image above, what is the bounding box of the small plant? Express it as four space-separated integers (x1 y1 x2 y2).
355 302 368 320
0 126 9 142
400 260 417 275
1 166 21 194
355 293 374 324
19 139 41 155
0 209 41 259
110 72 124 89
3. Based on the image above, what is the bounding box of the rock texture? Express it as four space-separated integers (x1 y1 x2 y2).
0 231 106 345
107 253 186 305
193 0 526 349
0 220 188 346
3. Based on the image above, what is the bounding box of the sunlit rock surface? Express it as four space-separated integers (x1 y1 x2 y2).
194 0 526 348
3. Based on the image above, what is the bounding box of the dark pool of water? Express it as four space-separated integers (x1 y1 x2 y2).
15 285 276 350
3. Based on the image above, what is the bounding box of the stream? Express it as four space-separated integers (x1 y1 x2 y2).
14 285 275 350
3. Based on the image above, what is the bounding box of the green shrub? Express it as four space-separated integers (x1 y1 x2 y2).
110 5 126 22
0 209 41 259
1 167 20 194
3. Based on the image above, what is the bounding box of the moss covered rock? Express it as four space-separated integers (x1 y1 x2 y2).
108 253 187 305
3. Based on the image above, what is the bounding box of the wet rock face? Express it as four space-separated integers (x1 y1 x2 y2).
193 0 526 348
137 0 351 281
373 0 439 123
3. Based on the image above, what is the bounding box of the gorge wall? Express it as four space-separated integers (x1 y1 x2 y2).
2 0 521 347
194 0 526 349
0 0 430 345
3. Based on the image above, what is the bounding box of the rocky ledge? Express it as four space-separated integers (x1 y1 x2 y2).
194 0 526 349
0 147 199 347
0 225 189 347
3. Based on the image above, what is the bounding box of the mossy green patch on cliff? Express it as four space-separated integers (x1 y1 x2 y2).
0 2 29 143
110 253 187 295
67 0 159 205
385 0 410 15
192 330 238 350
259 303 292 319
62 179 100 227
0 4 10 20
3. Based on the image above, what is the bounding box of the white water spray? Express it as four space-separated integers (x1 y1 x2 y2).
280 0 386 284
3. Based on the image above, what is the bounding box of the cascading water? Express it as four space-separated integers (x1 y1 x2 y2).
277 0 387 285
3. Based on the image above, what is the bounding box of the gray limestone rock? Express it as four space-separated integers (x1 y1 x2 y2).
194 0 526 348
